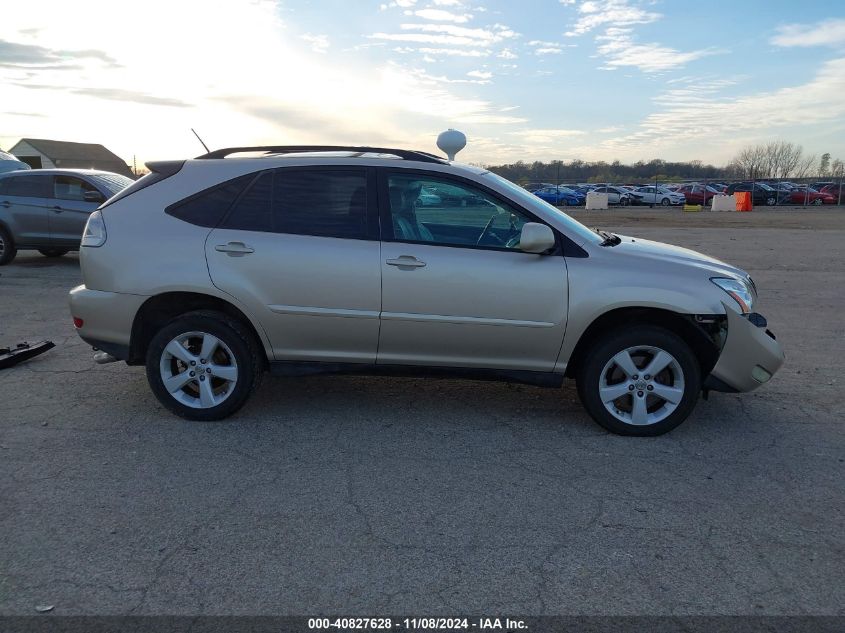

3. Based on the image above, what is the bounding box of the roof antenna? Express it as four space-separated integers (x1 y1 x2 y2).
191 128 210 153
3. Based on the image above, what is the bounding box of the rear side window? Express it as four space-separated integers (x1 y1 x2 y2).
166 174 254 228
221 168 368 239
275 170 367 238
0 175 50 197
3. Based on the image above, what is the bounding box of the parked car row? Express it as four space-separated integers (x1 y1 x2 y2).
522 180 841 207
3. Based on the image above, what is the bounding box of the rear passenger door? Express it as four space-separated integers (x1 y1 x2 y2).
205 167 382 363
0 174 51 246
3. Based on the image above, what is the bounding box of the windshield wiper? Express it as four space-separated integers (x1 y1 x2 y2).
596 228 621 246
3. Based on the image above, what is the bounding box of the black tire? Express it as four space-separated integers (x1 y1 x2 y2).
812 198 823 206
145 310 264 421
620 197 629 207
576 325 701 436
0 225 17 265
660 198 670 206
38 248 70 258
766 196 776 206
560 199 569 207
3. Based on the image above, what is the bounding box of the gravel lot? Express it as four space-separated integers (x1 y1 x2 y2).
1 207 843 616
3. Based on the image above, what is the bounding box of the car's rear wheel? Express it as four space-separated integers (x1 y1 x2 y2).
145 310 263 421
560 199 569 207
0 226 17 265
576 325 701 436
38 249 69 258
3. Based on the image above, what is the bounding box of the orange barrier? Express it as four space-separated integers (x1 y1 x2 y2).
735 191 752 211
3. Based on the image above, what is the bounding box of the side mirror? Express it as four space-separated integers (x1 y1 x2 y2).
83 190 106 203
518 222 555 254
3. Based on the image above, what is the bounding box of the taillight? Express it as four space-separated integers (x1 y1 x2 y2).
73 317 84 328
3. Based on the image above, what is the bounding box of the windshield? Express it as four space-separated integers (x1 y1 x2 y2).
756 182 774 191
484 172 602 245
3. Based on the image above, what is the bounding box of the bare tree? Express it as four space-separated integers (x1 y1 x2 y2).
831 158 844 179
732 144 768 179
794 153 817 179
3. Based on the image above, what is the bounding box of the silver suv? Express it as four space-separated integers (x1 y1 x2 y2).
68 146 784 436
0 169 133 264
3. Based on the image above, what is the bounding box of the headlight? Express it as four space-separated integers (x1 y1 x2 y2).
81 210 107 247
711 277 754 313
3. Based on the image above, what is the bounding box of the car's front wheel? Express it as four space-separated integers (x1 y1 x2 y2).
661 198 670 206
145 310 263 421
0 225 17 265
576 326 701 436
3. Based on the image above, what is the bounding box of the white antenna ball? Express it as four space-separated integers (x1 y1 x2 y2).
437 129 467 161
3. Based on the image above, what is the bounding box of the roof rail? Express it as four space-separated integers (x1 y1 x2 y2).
196 145 447 163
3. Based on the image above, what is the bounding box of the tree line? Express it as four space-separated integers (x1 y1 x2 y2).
484 142 844 184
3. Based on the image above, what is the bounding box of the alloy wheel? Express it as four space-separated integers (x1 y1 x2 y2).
598 345 685 426
159 331 238 409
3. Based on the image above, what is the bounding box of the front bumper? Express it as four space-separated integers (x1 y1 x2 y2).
707 305 784 392
68 285 147 360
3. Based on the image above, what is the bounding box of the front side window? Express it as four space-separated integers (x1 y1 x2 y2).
387 173 531 249
53 176 99 201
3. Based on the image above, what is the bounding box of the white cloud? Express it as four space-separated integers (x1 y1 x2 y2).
771 18 845 47
594 57 845 158
595 27 718 72
412 8 473 23
497 48 518 59
418 47 490 57
564 0 660 37
300 33 329 54
467 69 492 79
510 128 587 144
369 22 517 47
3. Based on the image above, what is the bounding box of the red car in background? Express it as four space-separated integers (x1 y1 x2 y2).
820 183 843 200
790 188 836 205
676 184 721 205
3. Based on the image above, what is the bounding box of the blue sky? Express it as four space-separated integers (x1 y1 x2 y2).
2 0 844 166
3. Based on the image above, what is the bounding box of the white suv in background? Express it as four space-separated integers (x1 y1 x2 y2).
69 146 783 436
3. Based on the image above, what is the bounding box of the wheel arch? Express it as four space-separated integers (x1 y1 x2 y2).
563 307 724 379
128 291 271 366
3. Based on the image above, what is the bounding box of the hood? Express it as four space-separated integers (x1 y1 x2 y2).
613 235 749 278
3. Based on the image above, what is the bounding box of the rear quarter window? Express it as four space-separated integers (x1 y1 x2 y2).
166 174 255 228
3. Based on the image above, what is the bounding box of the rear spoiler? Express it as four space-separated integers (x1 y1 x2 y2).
100 160 185 210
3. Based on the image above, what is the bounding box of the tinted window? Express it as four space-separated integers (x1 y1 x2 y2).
221 172 273 232
273 170 367 239
167 174 254 228
0 174 50 197
53 176 99 201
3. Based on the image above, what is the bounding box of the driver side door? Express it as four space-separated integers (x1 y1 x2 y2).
377 170 569 372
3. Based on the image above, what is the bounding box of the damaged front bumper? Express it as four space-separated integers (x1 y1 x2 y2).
705 303 784 393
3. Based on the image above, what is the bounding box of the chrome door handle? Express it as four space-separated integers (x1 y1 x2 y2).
52 206 63 213
386 255 426 268
1 201 10 208
215 241 255 256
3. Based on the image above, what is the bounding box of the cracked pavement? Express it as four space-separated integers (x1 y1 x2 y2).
0 208 843 615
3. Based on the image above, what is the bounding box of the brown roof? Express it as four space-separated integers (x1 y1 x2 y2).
15 138 133 177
